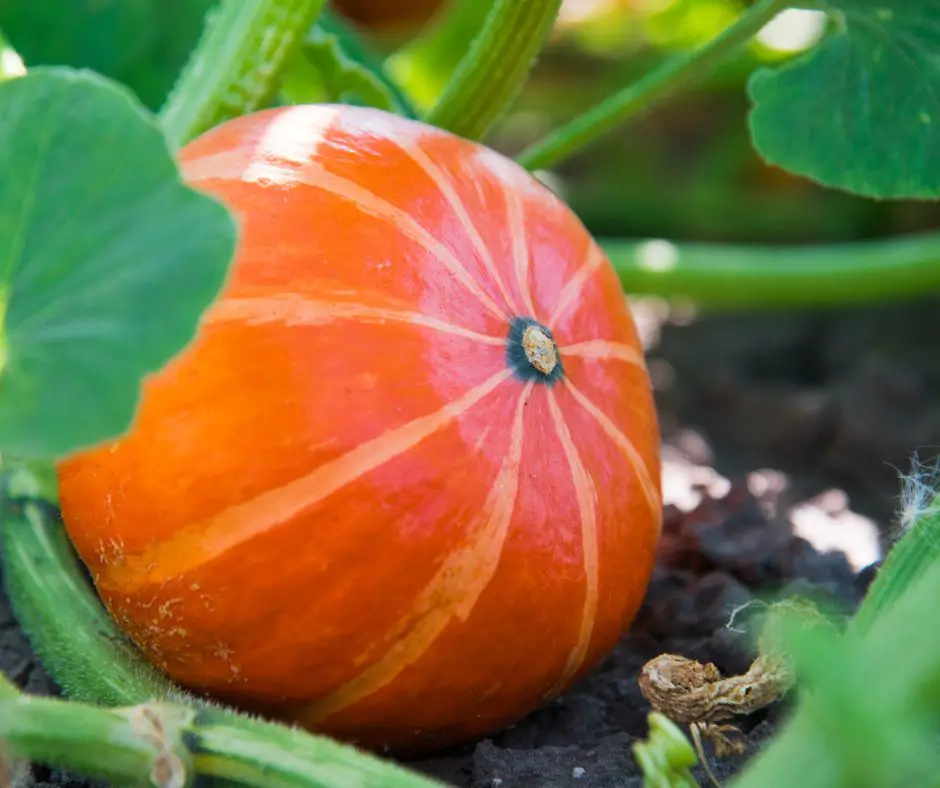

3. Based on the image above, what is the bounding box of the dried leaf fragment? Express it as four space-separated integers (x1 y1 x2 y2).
638 597 832 758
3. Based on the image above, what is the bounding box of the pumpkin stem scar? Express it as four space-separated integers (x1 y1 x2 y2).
522 324 557 374
506 317 564 384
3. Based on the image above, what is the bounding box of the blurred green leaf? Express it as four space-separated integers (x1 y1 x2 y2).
748 2 940 199
732 560 940 788
0 0 217 109
3 459 58 504
0 68 236 458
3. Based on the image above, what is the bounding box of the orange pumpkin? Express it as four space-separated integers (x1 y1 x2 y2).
56 104 662 754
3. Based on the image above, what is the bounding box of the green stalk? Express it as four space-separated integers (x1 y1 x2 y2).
0 498 183 706
731 560 940 788
0 676 195 787
192 706 444 787
516 0 792 171
385 0 496 113
423 0 564 141
850 491 940 637
600 230 940 307
159 0 327 149
0 673 444 788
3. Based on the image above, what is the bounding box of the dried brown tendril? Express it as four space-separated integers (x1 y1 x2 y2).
637 598 834 784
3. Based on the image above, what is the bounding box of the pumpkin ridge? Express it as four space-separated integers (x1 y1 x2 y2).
545 389 599 692
385 135 520 317
548 242 606 330
562 377 661 523
506 186 538 319
206 292 506 345
299 381 534 724
559 340 647 370
98 368 515 592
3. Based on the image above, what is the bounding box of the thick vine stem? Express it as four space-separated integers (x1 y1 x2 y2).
423 0 564 142
0 673 444 788
849 472 940 636
159 0 327 150
0 497 183 707
601 230 940 307
0 677 195 788
516 0 792 171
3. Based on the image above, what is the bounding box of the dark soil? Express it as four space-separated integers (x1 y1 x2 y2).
5 299 937 788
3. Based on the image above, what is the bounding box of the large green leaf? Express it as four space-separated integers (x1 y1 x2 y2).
0 68 237 459
0 0 217 109
747 2 940 199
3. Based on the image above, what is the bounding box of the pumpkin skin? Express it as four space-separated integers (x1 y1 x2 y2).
55 104 663 754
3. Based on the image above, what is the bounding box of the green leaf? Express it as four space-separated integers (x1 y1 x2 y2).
0 0 217 110
0 67 237 459
747 2 940 199
281 16 409 113
3 458 58 504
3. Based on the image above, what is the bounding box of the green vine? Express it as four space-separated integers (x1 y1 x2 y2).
0 673 444 788
601 229 940 307
423 0 564 141
0 496 179 706
159 0 327 149
516 0 791 171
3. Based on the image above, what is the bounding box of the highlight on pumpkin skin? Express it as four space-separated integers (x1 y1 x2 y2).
298 381 535 724
99 368 514 589
183 134 510 326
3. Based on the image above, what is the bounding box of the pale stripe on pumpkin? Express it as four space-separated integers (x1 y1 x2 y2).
560 340 647 370
207 292 506 345
547 243 605 330
389 136 520 318
102 369 514 589
545 389 599 693
562 378 661 523
300 382 535 723
183 150 508 325
506 187 538 319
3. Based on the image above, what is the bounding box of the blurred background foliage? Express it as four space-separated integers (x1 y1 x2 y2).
5 0 938 246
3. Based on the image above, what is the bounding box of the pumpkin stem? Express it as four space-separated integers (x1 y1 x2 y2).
522 324 558 375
